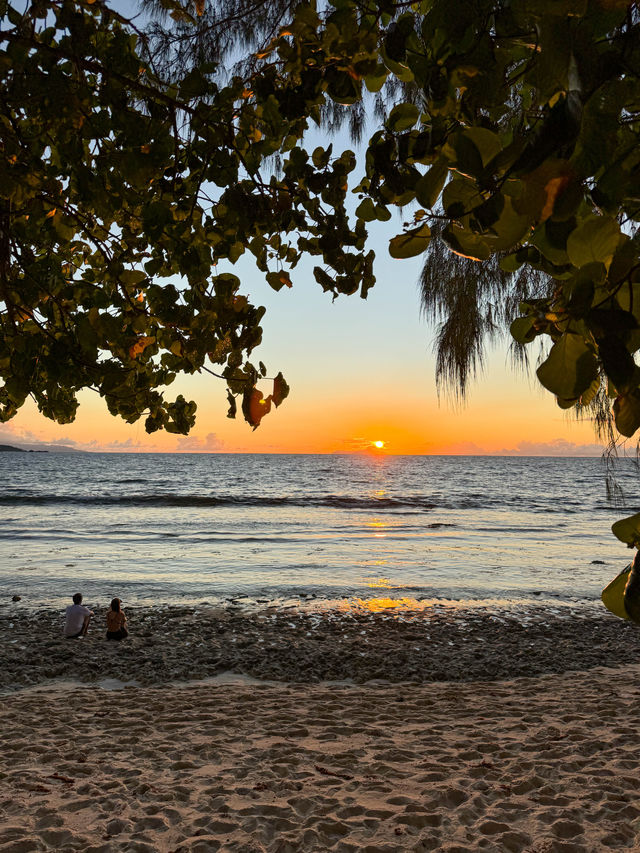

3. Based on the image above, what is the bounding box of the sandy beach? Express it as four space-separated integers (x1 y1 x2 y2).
2 603 640 851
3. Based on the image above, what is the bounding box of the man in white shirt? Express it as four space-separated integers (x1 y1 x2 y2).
64 592 94 638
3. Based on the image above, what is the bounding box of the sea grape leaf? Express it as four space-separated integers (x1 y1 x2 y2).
612 512 640 547
510 316 538 345
442 178 484 219
356 198 377 222
386 103 420 133
499 253 523 273
462 128 502 168
242 387 272 429
536 333 598 398
566 265 600 318
515 161 575 222
441 224 492 262
613 390 640 438
482 196 531 253
266 271 293 291
579 377 601 407
452 134 484 179
364 64 388 93
389 224 431 259
226 391 237 419
597 337 639 394
566 216 625 269
272 372 289 407
415 160 448 209
556 395 579 409
128 337 156 359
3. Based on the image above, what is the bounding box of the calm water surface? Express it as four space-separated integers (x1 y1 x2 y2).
1 453 638 611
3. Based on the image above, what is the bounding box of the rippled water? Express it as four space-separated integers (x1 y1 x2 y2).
1 452 638 609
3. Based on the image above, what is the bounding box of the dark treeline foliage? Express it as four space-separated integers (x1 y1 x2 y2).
1 0 640 543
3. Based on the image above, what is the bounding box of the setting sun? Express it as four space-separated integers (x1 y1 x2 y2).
373 440 385 449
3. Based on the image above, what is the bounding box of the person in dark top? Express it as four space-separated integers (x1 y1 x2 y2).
106 597 128 640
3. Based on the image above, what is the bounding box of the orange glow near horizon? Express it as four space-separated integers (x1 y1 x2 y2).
0 374 608 457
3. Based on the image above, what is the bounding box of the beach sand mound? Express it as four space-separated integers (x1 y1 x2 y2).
2 666 640 852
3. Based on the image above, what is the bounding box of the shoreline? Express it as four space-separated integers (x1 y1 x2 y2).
3 601 640 692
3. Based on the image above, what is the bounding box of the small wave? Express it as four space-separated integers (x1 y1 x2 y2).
0 493 439 511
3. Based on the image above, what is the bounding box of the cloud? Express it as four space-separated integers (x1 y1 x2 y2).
100 438 159 453
397 438 607 456
174 432 224 452
498 439 606 457
434 441 487 455
331 437 381 453
0 423 41 444
0 423 159 453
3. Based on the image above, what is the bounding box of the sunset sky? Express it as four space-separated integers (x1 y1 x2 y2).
0 11 617 457
1 222 607 455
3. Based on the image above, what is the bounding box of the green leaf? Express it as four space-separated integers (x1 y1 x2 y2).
389 224 431 259
442 178 483 219
482 196 531 253
415 160 448 209
266 271 291 291
556 396 579 409
325 69 361 106
313 267 335 292
510 316 538 344
499 253 522 273
120 270 147 287
227 391 237 419
462 128 502 168
579 377 601 407
452 134 483 179
612 511 640 547
386 103 420 133
356 198 377 221
441 225 492 262
566 216 625 269
536 333 599 398
364 64 388 93
272 372 289 406
566 265 599 317
312 146 333 168
613 390 640 438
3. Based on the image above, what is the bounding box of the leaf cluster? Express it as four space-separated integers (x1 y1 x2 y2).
350 0 640 445
0 0 376 431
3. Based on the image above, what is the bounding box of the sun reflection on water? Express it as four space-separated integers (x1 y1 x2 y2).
364 576 395 589
347 596 418 613
335 596 524 617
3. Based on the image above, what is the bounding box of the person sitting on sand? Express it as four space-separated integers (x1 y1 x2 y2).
64 592 94 639
106 598 128 641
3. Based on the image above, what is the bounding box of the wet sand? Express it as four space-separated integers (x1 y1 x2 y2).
1 602 640 689
2 603 640 852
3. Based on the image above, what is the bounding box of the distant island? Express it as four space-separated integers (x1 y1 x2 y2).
0 444 47 453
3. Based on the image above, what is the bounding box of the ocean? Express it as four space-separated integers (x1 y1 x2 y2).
1 452 638 612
